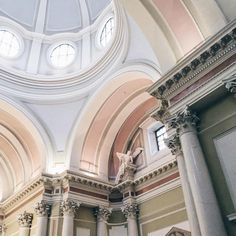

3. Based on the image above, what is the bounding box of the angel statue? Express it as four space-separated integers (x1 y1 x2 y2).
115 147 143 184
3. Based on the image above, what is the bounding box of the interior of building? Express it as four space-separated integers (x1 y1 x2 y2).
0 0 236 235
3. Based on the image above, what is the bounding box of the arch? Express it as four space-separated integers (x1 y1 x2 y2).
68 64 161 180
0 97 53 200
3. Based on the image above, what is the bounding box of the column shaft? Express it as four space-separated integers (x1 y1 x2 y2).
180 126 226 236
127 217 139 236
62 215 74 236
35 216 48 236
176 153 201 236
19 227 30 236
97 220 108 236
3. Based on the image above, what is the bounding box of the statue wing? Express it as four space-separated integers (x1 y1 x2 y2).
132 147 144 159
116 152 124 161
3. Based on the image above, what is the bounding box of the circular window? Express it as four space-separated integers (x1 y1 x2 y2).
49 43 76 68
0 29 21 58
99 17 115 48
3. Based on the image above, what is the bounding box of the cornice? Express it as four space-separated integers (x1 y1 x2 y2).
0 161 178 214
148 20 236 103
115 160 177 191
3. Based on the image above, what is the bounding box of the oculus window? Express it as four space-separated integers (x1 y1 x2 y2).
49 43 76 68
155 126 167 151
100 17 114 48
0 29 21 58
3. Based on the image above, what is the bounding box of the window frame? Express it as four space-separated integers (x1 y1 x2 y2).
47 41 77 69
154 125 167 151
96 14 115 50
0 27 23 59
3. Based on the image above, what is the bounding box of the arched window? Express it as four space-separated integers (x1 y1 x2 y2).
100 17 115 48
0 29 21 58
49 43 76 68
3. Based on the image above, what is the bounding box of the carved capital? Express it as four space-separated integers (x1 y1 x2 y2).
34 200 50 217
152 99 170 123
122 203 139 219
167 107 199 133
17 211 33 227
0 224 6 233
164 135 182 156
60 200 80 216
94 207 112 221
223 74 236 94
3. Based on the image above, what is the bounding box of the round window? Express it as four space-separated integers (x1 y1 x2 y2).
0 29 21 58
49 43 76 68
99 17 115 48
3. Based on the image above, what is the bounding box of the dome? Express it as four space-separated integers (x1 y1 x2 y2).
0 0 112 34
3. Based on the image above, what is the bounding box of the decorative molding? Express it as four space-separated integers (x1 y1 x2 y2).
148 24 236 100
167 107 199 132
94 207 112 221
165 227 191 236
223 73 236 94
34 200 51 217
17 211 33 227
60 200 80 216
121 203 139 219
151 99 170 123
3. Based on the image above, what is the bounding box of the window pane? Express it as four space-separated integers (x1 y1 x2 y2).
0 30 20 58
50 43 76 68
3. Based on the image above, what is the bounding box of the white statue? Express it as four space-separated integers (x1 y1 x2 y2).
115 147 143 184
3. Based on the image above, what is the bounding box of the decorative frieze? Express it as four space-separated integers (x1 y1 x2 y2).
122 203 139 219
94 207 112 221
17 211 33 227
34 201 50 217
148 26 236 100
60 200 80 216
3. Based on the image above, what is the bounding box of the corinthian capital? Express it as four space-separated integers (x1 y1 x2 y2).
0 224 6 233
167 106 199 132
164 135 182 156
60 200 80 216
94 207 112 221
223 74 236 94
34 200 50 217
121 203 139 219
17 211 33 227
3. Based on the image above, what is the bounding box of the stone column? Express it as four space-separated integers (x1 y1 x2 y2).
94 207 111 236
61 200 79 236
34 200 50 236
165 135 201 236
122 203 139 236
17 211 33 236
169 107 226 236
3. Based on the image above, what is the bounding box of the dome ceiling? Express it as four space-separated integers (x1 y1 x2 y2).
0 0 111 34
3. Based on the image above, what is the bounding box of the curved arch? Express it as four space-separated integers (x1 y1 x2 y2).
68 64 160 179
0 97 53 200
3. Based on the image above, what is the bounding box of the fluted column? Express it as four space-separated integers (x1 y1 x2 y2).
169 107 226 236
34 201 50 236
122 203 139 236
17 211 33 236
94 207 111 236
61 200 79 236
165 135 201 236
